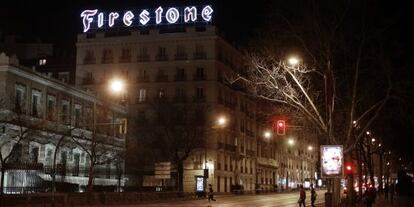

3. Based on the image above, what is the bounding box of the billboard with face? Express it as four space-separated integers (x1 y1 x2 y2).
321 145 344 178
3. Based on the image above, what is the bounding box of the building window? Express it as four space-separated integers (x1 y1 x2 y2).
194 44 206 59
175 45 187 60
138 89 146 103
39 59 47 66
73 153 80 176
84 50 96 64
195 67 205 80
102 49 113 63
138 47 149 62
30 146 39 163
120 48 131 63
83 72 94 84
47 95 56 120
15 84 26 112
31 89 42 117
175 68 186 81
196 87 204 98
156 47 167 61
61 100 70 123
74 104 82 127
158 88 165 98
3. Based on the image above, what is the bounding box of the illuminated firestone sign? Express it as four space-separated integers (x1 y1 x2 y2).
81 5 214 33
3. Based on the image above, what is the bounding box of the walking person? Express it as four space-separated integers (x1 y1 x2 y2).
384 184 389 200
389 183 395 204
310 184 317 207
298 185 306 207
208 184 216 202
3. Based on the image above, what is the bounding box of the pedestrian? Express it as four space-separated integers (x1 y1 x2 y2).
208 184 216 202
364 187 375 207
298 185 306 207
389 183 395 204
384 184 389 200
310 184 317 207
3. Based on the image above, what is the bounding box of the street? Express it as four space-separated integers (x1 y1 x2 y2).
112 190 326 207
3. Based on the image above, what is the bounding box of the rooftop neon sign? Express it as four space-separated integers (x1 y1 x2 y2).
81 5 214 33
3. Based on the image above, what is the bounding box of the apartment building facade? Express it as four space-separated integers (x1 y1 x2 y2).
75 25 317 192
0 53 127 193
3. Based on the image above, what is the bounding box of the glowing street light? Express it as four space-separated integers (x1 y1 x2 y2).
371 138 376 143
217 116 227 127
307 145 313 151
288 56 300 66
366 131 370 135
109 78 125 94
263 130 272 139
288 138 295 146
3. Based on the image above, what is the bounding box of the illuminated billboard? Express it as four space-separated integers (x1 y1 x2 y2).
320 145 344 178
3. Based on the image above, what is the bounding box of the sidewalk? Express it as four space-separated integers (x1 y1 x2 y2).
356 194 413 207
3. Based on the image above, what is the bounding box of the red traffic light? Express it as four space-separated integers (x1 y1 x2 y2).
276 120 286 135
345 163 353 175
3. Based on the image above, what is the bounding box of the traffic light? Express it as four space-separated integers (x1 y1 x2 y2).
345 163 353 175
276 120 286 135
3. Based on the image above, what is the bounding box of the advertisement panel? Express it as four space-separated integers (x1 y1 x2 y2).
320 145 344 178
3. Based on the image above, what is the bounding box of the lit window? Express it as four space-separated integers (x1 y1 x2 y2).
39 59 47 65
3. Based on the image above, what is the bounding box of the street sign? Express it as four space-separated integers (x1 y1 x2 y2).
155 162 171 179
320 145 344 178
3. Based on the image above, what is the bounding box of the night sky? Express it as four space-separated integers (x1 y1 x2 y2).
1 0 413 162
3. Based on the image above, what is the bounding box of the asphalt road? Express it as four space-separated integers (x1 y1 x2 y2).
114 190 326 207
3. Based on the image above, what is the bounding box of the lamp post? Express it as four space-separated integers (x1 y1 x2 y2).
204 115 226 193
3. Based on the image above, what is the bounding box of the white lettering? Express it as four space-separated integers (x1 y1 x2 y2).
155 7 163 24
139 10 150 25
98 13 104 28
123 11 134 26
109 12 120 27
166 8 179 24
81 10 98 32
201 5 213 22
184 7 197 22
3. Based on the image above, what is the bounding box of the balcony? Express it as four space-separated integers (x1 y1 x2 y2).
82 77 95 85
136 76 150 83
156 55 168 61
83 57 96 64
101 58 114 64
137 55 150 62
193 52 207 60
192 96 206 103
174 74 187 81
246 149 256 157
119 56 131 63
173 96 188 103
225 144 236 152
174 53 188 60
193 74 206 81
155 75 168 82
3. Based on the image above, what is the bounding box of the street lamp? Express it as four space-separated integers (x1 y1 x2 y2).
109 78 125 94
288 56 300 66
308 145 313 151
263 130 272 139
217 116 227 127
288 138 295 146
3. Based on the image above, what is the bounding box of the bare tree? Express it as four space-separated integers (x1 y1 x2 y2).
0 96 46 194
227 1 393 205
137 101 206 191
